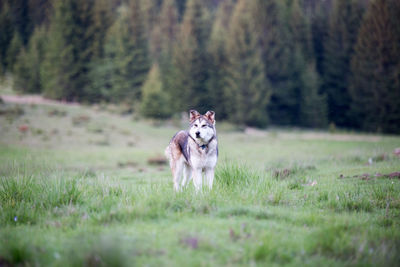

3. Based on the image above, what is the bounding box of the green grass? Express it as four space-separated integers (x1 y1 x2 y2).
0 101 399 266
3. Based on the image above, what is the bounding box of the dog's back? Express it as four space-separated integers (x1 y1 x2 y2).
165 130 189 167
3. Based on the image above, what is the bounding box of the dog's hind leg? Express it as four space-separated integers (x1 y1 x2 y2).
181 164 192 188
173 158 184 192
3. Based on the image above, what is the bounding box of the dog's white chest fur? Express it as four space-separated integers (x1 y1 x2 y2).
189 141 218 170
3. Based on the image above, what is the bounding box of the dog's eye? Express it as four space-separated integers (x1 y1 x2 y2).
194 124 198 127
201 125 206 128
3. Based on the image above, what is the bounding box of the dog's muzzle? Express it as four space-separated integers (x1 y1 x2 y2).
195 131 200 138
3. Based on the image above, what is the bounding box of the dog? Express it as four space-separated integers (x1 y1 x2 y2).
165 110 218 192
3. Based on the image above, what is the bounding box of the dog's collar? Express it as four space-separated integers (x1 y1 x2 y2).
189 134 215 150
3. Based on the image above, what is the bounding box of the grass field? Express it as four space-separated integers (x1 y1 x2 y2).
0 98 399 266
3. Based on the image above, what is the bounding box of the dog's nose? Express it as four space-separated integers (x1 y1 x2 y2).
195 131 200 137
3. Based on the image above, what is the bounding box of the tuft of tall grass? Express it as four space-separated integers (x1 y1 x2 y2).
215 162 261 189
0 173 83 225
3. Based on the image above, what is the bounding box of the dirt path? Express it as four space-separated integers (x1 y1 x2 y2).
1 94 79 107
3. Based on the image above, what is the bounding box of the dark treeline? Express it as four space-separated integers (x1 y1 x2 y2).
1 0 400 133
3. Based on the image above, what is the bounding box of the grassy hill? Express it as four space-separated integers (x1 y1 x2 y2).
0 98 399 266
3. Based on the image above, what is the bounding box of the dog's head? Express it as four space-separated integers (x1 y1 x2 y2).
189 110 216 143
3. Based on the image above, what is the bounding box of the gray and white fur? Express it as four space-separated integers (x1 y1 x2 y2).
165 110 218 192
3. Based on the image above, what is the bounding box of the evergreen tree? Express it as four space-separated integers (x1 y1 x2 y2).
156 0 180 111
310 0 331 76
9 0 32 44
299 63 327 128
171 0 212 112
87 19 120 102
159 0 179 57
225 0 271 127
207 0 234 120
251 0 296 125
286 0 314 61
284 0 327 127
90 0 114 60
323 0 364 127
0 2 14 73
149 0 179 62
141 0 162 36
350 0 400 133
13 26 47 93
5 32 23 71
41 0 99 100
89 2 149 103
175 0 188 20
142 0 162 62
28 0 53 27
85 0 115 101
140 64 171 119
115 0 149 103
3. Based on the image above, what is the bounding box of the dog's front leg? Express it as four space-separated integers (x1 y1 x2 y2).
192 168 203 192
205 168 215 190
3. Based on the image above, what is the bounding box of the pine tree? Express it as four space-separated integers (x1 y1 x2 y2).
85 0 114 101
41 0 98 101
0 2 14 73
299 63 327 128
286 0 314 61
310 0 331 77
207 0 235 120
5 32 23 71
175 0 188 20
224 0 271 127
350 0 400 133
142 0 163 62
141 0 162 37
13 26 47 93
283 0 327 127
87 19 120 102
89 2 149 103
115 0 149 103
171 0 212 112
323 0 364 127
28 0 53 27
9 0 32 45
251 0 296 125
140 64 171 119
90 0 114 60
156 0 180 112
157 0 179 58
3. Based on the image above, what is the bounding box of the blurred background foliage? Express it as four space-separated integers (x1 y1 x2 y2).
0 0 399 132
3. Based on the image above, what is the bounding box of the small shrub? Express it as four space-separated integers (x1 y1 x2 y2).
71 115 91 126
86 123 103 133
147 155 167 166
270 164 316 180
47 108 67 117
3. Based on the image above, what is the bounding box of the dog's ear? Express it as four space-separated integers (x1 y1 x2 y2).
205 111 215 124
189 110 200 123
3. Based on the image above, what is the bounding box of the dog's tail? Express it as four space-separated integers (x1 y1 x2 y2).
164 145 172 166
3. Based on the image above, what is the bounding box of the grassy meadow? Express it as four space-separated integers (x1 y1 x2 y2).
0 97 400 266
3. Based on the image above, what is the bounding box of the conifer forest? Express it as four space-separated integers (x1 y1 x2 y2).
1 0 400 133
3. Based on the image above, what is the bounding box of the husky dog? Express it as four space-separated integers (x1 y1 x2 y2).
165 110 218 192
